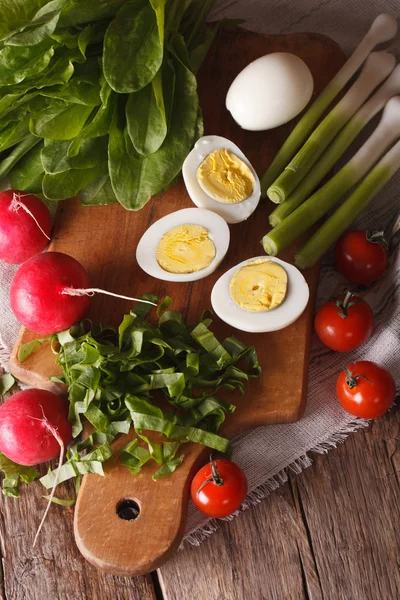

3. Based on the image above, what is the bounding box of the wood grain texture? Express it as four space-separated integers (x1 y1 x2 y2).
0 371 157 600
158 405 400 600
6 29 346 576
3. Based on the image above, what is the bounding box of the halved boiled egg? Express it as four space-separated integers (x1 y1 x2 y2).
182 135 261 224
211 256 309 333
136 208 230 282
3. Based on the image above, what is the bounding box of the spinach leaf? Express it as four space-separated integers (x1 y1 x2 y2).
0 0 50 40
0 452 38 498
4 10 61 47
0 373 15 395
40 79 101 106
29 100 93 140
0 134 40 181
67 80 114 156
0 116 30 152
0 39 55 85
79 175 118 205
125 69 167 156
41 136 108 174
42 162 108 200
108 40 199 209
103 0 164 93
9 141 44 193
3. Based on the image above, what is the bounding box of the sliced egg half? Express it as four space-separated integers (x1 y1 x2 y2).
182 135 261 224
136 208 230 282
211 256 309 333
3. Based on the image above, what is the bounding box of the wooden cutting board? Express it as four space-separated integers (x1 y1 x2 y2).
9 29 345 576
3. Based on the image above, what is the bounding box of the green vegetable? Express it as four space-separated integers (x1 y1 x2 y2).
0 134 40 180
0 0 218 208
0 373 15 395
9 142 45 193
0 452 38 497
260 14 398 194
22 296 260 482
103 0 164 94
268 64 400 227
262 97 400 257
266 52 395 204
295 138 400 269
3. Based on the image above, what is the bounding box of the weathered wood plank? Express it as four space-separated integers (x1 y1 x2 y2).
0 375 156 600
296 406 400 600
159 407 400 600
158 484 315 600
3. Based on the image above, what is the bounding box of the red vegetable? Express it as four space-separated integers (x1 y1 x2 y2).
10 251 91 334
191 457 248 518
0 190 51 264
315 291 373 352
336 360 396 418
0 388 72 466
335 230 388 285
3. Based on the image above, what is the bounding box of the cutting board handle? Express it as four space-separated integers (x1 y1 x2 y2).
74 434 207 576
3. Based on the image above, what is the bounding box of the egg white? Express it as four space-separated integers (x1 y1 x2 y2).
211 256 309 333
182 135 261 224
136 208 230 282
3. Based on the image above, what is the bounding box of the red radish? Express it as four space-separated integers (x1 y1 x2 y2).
10 252 92 335
10 251 157 335
0 190 51 264
0 388 72 466
0 388 72 545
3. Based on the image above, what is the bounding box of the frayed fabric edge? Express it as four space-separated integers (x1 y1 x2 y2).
181 416 369 549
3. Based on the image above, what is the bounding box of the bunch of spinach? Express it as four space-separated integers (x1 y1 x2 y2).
18 295 260 488
0 0 219 209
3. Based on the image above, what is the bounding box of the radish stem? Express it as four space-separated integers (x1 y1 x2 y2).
262 96 400 256
267 51 396 203
33 417 65 547
269 64 400 226
295 139 400 269
260 13 398 194
62 288 157 305
10 192 51 241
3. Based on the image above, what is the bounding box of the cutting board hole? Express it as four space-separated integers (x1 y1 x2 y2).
116 499 140 521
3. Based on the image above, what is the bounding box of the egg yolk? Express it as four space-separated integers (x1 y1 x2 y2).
229 259 287 312
156 224 216 274
196 148 255 204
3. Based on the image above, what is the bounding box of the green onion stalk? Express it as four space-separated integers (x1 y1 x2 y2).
262 96 400 256
266 51 395 204
260 13 398 195
269 64 400 226
295 138 400 269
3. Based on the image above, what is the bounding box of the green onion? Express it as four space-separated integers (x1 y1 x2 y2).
269 64 400 226
295 138 400 269
260 13 398 195
267 51 395 203
262 96 400 256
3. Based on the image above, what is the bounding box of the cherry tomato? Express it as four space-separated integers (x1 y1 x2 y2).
315 291 373 352
191 458 248 518
336 360 396 418
335 230 388 285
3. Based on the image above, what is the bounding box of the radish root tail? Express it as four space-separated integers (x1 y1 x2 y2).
33 418 65 547
11 192 51 241
62 287 157 306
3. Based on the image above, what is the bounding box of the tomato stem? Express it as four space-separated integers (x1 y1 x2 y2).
196 455 224 495
366 230 388 250
344 367 374 389
333 290 362 319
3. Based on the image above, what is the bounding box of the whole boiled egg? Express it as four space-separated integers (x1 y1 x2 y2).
211 256 309 333
226 53 314 131
182 135 261 224
136 208 230 282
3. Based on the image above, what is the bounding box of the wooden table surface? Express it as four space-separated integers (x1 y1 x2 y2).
0 372 399 600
